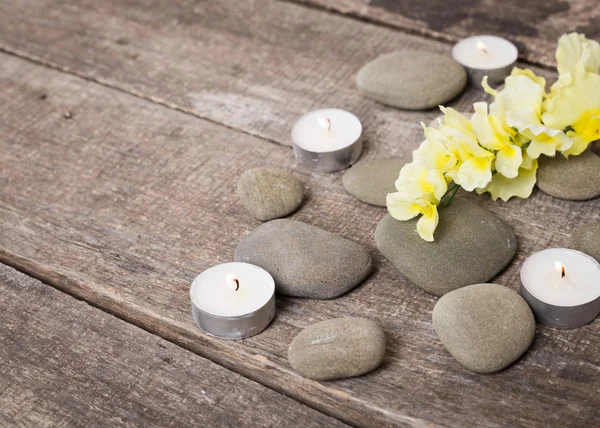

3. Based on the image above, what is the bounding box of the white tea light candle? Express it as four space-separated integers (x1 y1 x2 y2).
291 108 363 173
190 262 275 339
452 35 518 84
520 248 600 328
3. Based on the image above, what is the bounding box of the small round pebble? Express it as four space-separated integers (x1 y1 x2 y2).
433 283 535 373
356 51 467 110
237 168 303 221
375 199 516 296
234 219 372 299
573 222 600 262
536 150 600 201
343 157 409 206
288 318 386 380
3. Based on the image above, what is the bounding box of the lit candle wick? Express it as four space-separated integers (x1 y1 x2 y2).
476 41 488 55
317 117 332 131
225 273 240 291
555 261 566 278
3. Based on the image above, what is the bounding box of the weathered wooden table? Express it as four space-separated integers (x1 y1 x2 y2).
1 1 599 426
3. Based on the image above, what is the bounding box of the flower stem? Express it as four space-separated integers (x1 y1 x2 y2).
441 183 460 207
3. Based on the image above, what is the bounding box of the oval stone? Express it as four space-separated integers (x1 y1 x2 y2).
343 157 408 206
573 222 600 262
234 220 372 299
432 283 535 373
537 150 600 200
288 318 386 380
356 51 467 110
374 199 516 296
237 168 304 221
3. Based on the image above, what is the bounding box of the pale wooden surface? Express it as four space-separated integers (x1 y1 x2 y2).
289 0 600 68
0 264 347 428
0 0 599 427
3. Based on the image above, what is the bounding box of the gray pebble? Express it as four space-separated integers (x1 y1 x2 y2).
573 222 600 262
237 168 303 221
234 219 372 299
375 199 516 296
356 51 467 110
288 318 386 380
536 150 600 201
343 157 409 206
433 283 535 373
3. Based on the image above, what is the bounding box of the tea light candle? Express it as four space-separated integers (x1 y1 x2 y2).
452 35 518 85
520 248 600 328
291 108 363 173
190 262 276 339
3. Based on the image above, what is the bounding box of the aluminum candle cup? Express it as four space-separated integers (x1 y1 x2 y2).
291 108 363 173
520 248 600 328
190 262 276 340
452 35 518 85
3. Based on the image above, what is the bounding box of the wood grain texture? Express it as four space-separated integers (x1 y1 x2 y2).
287 0 600 69
0 263 347 428
0 0 517 148
1 51 599 427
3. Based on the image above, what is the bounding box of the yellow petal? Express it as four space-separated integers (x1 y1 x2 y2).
416 204 439 242
526 131 572 159
426 169 448 201
542 71 600 129
471 102 504 151
496 145 523 178
556 32 600 75
457 156 493 191
476 160 538 201
386 193 422 221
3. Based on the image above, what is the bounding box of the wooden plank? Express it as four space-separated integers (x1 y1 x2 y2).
0 263 347 428
1 53 599 427
0 0 525 148
288 0 600 69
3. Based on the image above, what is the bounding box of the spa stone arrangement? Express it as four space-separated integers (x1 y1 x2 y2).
190 33 600 379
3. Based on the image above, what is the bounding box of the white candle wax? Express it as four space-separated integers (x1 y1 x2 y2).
291 108 362 153
520 249 600 307
452 35 518 83
191 262 274 317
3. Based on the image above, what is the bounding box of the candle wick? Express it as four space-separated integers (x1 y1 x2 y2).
233 278 239 291
561 266 566 278
476 41 488 55
317 117 331 132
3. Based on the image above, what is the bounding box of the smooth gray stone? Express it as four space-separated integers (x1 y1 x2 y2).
343 157 408 206
234 220 372 299
237 168 303 221
573 222 600 262
433 283 535 373
356 51 467 110
375 199 516 296
537 150 600 201
288 318 386 380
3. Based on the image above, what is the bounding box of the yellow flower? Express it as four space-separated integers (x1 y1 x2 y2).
556 32 600 75
542 70 600 156
387 162 447 242
387 194 439 242
437 107 495 191
476 156 539 201
393 163 447 201
483 71 571 159
471 102 523 178
413 124 459 174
